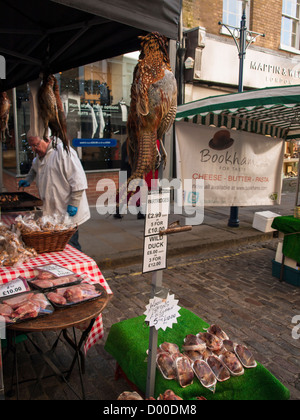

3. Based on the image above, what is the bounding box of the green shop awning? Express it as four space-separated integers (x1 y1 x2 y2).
176 85 300 141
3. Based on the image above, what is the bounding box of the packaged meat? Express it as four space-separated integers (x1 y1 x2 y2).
198 332 223 352
35 264 76 279
0 291 54 324
0 225 38 267
192 359 217 390
157 390 183 400
156 352 177 380
183 350 203 363
47 292 67 306
46 283 103 308
175 355 194 388
234 344 257 369
206 355 230 382
207 324 229 341
159 342 179 355
29 274 83 291
219 351 244 376
3 292 35 309
182 334 206 352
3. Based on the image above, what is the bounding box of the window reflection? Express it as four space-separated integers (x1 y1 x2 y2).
3 53 138 175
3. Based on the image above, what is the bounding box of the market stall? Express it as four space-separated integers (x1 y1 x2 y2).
105 308 290 401
6 287 111 400
0 207 114 399
271 215 300 286
103 85 300 401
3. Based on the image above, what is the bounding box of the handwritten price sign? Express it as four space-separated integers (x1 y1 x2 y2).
144 293 181 331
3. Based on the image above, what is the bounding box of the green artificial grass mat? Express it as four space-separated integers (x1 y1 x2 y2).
105 308 290 401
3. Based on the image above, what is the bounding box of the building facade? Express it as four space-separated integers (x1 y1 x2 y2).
181 0 300 176
3 0 300 200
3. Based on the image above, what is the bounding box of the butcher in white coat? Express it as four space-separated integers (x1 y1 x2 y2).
19 136 90 251
18 79 90 251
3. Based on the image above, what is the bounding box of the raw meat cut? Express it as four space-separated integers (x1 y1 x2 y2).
207 355 230 382
175 356 194 387
156 352 177 380
193 359 217 389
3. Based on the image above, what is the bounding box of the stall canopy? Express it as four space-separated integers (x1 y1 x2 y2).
176 85 300 141
0 0 182 90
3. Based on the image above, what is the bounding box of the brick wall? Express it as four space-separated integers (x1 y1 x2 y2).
5 170 120 207
182 0 285 54
251 0 283 51
183 0 223 34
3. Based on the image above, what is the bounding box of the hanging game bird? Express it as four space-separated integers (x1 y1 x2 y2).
0 91 11 142
38 74 69 152
118 32 177 207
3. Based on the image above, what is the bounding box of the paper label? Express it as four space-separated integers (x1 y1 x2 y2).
143 234 167 273
36 264 75 278
0 278 28 298
144 192 170 237
144 293 181 331
143 190 170 274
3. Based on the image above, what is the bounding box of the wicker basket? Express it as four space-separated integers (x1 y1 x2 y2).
21 226 78 254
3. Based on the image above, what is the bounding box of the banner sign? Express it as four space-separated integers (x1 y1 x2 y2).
175 122 285 207
72 138 117 148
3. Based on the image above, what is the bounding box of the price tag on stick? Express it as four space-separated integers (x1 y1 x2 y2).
144 293 181 331
143 190 170 274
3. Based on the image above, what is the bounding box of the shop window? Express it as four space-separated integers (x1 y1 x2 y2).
3 53 138 175
281 0 300 52
221 0 250 36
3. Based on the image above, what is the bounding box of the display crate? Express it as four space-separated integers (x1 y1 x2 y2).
272 259 300 287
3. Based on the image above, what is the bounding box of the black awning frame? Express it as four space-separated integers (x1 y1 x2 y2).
0 0 182 90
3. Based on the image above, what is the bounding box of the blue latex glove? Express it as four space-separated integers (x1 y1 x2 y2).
67 205 78 217
19 180 30 188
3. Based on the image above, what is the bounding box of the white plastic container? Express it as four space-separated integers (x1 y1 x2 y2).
252 211 280 233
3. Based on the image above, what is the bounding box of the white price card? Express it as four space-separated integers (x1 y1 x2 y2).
143 234 167 273
36 264 75 278
0 278 29 298
144 293 181 331
144 191 170 237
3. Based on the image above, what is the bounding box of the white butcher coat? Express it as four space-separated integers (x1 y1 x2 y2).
26 142 90 226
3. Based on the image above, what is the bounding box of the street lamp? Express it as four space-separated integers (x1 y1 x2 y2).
219 0 265 227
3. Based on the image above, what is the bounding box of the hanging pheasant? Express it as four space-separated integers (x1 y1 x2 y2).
38 73 69 152
118 32 177 208
0 91 11 142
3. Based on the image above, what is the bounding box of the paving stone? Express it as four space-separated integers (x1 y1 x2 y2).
2 242 300 400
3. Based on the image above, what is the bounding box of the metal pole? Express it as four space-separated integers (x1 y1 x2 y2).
13 88 21 176
0 342 4 400
228 5 247 228
145 270 163 399
295 152 300 207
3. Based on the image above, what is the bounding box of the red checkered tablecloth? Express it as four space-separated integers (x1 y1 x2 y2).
0 241 112 353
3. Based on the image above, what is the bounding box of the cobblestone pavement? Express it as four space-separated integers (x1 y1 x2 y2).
3 241 300 400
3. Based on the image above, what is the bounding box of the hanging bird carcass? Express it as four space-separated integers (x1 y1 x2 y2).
118 32 177 207
0 92 11 142
38 74 69 152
